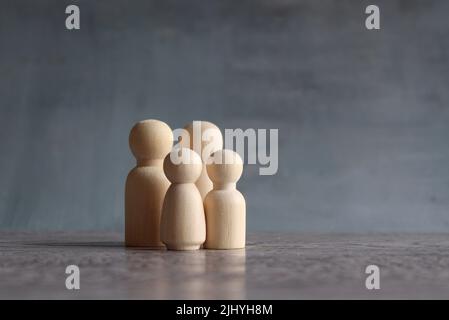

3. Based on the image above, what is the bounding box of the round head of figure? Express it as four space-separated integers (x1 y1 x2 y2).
206 149 243 185
163 148 203 183
129 119 173 163
180 121 223 161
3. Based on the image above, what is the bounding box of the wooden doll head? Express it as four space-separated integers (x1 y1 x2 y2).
206 149 243 185
129 119 173 162
163 148 203 183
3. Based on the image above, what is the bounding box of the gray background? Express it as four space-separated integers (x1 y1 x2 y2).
0 0 448 232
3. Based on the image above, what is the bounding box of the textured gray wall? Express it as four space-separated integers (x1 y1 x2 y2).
1 0 449 232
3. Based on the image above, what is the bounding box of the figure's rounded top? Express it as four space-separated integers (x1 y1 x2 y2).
163 148 203 183
181 120 223 157
206 149 243 184
129 119 173 162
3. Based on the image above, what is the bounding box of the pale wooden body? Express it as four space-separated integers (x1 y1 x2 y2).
125 164 169 247
180 121 223 200
160 148 206 250
204 187 246 249
204 149 246 249
125 119 173 248
161 183 206 250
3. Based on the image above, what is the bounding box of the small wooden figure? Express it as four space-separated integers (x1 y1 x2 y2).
204 149 246 249
180 121 223 200
125 119 173 247
160 148 206 250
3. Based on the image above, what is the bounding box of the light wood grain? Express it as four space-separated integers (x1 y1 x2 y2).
180 121 223 200
125 120 173 247
160 148 206 250
205 150 246 249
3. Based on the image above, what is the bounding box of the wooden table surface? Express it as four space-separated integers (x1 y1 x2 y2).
1 232 449 299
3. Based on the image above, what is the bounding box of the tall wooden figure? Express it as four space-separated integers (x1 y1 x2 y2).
125 119 173 247
160 148 206 250
180 121 223 200
204 149 246 249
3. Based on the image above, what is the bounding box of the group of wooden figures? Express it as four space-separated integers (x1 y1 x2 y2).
125 119 246 250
